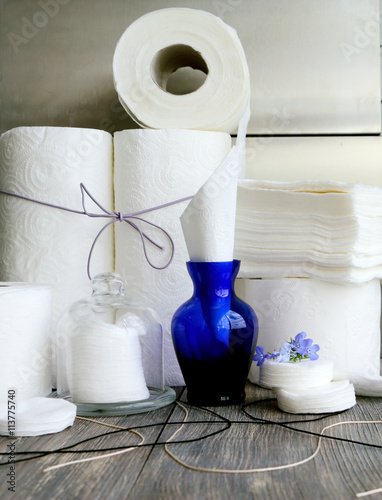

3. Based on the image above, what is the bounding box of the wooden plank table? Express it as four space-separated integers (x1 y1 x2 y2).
1 383 381 500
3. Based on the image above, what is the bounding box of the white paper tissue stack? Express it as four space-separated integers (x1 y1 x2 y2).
235 180 382 283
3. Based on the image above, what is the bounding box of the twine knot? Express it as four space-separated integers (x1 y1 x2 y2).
0 183 194 281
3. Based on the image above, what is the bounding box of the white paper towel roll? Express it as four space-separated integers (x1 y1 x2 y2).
0 283 52 400
0 127 114 361
235 277 382 396
114 129 232 385
113 8 250 133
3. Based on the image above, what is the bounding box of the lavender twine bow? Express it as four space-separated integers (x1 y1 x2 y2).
0 183 193 279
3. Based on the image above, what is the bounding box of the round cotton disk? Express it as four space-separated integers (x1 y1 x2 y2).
259 359 334 390
276 380 357 414
0 397 76 437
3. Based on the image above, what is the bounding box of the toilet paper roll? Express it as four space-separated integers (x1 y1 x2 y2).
259 359 333 390
0 283 53 400
236 277 382 396
275 380 356 414
0 127 114 379
114 129 232 385
113 8 250 133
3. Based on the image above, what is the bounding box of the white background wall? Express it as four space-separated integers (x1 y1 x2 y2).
1 0 380 135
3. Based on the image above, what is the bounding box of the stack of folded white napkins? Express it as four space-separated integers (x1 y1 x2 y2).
0 398 76 437
234 180 382 283
259 359 356 414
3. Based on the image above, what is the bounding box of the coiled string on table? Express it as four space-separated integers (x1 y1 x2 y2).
1 396 381 469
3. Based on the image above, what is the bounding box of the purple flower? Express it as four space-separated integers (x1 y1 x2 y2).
267 351 281 362
278 345 291 362
252 332 320 366
253 345 269 366
298 337 312 356
306 342 320 360
292 332 309 356
269 351 280 358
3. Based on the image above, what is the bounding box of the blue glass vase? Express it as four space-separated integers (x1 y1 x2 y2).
171 260 258 406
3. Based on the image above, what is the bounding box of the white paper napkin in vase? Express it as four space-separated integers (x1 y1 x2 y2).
180 146 242 356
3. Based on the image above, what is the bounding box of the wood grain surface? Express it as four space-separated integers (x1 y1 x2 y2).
0 384 381 500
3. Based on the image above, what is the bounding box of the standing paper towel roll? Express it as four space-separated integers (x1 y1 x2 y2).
0 127 114 383
114 129 232 385
113 8 250 133
0 283 52 400
236 277 382 396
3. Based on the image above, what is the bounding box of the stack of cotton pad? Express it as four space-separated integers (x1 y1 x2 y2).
234 179 382 283
259 359 356 414
276 380 357 414
0 398 76 437
259 359 334 390
67 324 149 404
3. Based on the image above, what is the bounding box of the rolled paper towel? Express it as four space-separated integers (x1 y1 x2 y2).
0 283 53 400
67 324 149 404
236 277 382 396
0 397 76 437
259 359 334 390
113 8 250 133
275 380 357 414
0 127 114 381
114 129 232 385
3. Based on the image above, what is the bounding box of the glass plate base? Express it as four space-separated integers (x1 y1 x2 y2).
58 386 176 416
